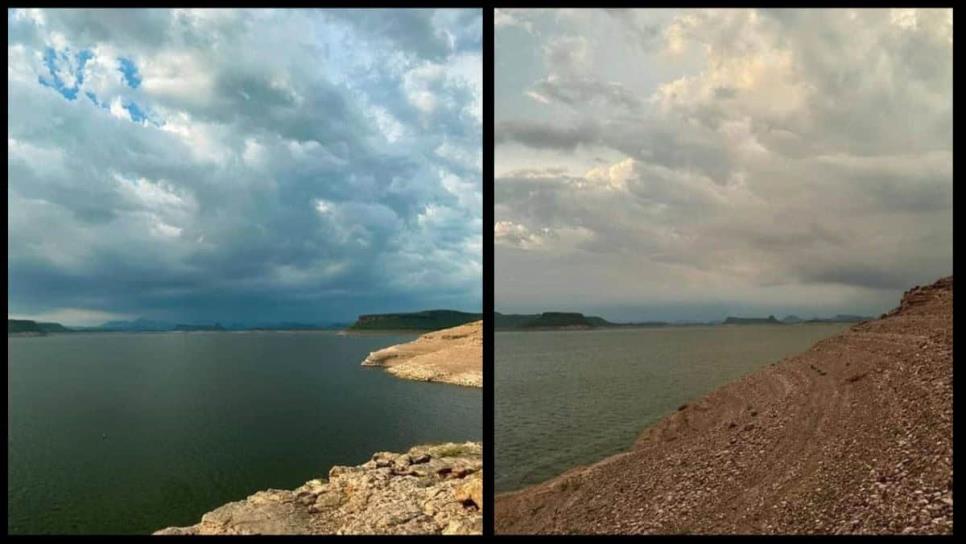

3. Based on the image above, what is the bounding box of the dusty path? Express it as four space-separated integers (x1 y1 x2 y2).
495 277 952 534
362 321 482 388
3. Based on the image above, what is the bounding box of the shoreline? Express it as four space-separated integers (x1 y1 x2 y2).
495 277 952 534
494 321 855 334
155 442 483 535
361 321 483 388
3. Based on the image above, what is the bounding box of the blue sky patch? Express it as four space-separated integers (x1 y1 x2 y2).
123 99 147 123
118 57 142 88
38 47 93 100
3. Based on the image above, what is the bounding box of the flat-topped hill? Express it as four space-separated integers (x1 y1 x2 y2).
495 312 616 330
8 319 72 334
723 315 783 325
349 310 482 331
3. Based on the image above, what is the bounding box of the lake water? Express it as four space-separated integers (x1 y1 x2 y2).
494 324 848 493
8 332 481 534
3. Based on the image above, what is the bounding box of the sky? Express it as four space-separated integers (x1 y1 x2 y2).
8 8 482 326
495 8 952 322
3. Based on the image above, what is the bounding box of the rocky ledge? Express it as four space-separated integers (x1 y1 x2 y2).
362 321 482 388
155 442 483 535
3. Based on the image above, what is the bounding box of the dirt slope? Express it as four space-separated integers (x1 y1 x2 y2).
362 321 482 387
495 277 952 535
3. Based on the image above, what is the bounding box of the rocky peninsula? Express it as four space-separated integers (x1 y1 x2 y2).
156 442 482 535
496 277 952 535
361 320 482 388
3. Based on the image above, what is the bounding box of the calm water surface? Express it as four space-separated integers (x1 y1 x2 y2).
495 324 847 493
8 332 481 534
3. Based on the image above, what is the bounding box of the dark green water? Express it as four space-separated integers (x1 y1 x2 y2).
494 324 847 493
8 331 481 534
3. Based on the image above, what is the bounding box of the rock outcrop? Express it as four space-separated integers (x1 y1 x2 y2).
155 442 483 535
496 277 952 535
361 321 482 388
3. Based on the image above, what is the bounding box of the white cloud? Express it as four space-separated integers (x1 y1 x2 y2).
108 96 132 120
152 221 183 238
368 105 405 143
494 9 534 33
496 9 951 316
9 307 134 327
139 52 214 105
113 173 190 210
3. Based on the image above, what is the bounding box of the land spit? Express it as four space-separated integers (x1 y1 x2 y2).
362 320 483 388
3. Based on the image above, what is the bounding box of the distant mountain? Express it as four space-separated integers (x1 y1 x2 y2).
174 323 226 331
494 313 540 329
620 320 671 327
523 312 597 329
8 319 72 334
834 314 871 322
248 322 343 331
95 318 351 332
349 310 482 331
805 314 872 324
100 318 175 331
495 312 619 330
9 319 43 334
723 315 783 325
37 321 72 332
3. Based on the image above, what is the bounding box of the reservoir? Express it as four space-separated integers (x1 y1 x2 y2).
495 324 847 493
8 331 482 534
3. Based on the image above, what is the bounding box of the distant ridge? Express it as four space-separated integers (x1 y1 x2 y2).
174 323 225 332
349 310 482 331
100 318 175 331
805 314 873 324
522 312 600 329
495 312 623 330
95 318 347 332
8 319 73 334
723 315 783 325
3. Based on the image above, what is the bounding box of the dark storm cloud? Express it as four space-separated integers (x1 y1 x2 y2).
495 120 599 151
8 8 482 325
529 76 643 111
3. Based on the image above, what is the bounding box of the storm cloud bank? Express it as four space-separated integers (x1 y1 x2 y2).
495 8 951 321
8 8 482 325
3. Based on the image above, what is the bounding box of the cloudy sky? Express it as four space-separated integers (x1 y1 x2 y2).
8 8 481 326
495 8 952 322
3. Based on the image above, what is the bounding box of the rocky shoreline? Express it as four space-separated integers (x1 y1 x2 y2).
496 277 952 535
155 442 482 535
361 321 482 388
